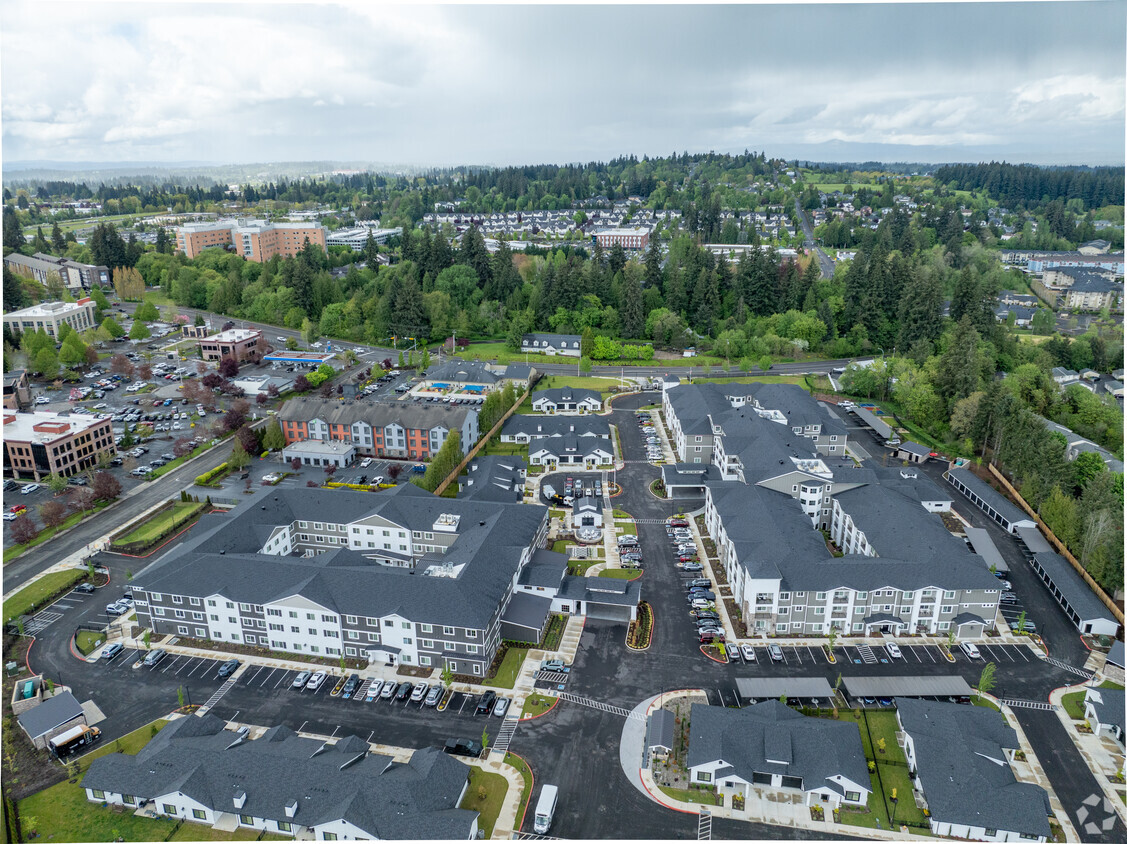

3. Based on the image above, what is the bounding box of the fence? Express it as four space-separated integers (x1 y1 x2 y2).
432 378 537 497
986 464 1122 626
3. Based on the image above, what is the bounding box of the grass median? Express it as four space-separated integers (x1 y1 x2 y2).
4 569 86 625
111 501 205 549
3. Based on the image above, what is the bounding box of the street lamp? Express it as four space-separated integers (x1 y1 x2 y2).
890 788 899 830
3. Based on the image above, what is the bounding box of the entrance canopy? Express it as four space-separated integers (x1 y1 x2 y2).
735 677 834 700
841 675 973 699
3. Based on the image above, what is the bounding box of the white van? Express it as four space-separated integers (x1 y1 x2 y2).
533 784 558 835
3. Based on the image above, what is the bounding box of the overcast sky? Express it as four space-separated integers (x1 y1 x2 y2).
3 1 1124 167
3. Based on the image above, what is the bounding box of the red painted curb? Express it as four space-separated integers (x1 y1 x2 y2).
639 769 702 815
700 645 728 664
519 697 560 721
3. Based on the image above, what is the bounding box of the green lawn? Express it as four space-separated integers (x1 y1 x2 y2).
1100 680 1125 690
533 375 623 394
567 559 601 575
18 720 172 843
599 568 642 580
482 647 527 689
859 710 902 759
458 767 509 839
75 629 108 656
658 785 718 806
2 502 110 563
837 770 887 830
4 569 85 624
113 501 205 546
504 752 534 828
168 825 276 841
521 693 557 718
692 374 808 387
148 444 208 479
973 696 1001 712
1061 691 1087 720
551 539 574 554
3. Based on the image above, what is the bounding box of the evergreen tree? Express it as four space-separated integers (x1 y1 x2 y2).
155 227 169 254
33 227 50 253
459 225 492 289
643 237 663 293
692 268 719 336
363 229 380 270
619 265 645 339
935 316 982 404
392 274 428 339
50 221 66 253
2 208 25 253
262 418 286 451
896 268 943 357
3 265 29 310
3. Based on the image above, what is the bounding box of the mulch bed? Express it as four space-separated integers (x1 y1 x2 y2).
2 634 68 800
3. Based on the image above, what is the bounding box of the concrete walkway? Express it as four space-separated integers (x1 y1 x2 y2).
1048 682 1127 830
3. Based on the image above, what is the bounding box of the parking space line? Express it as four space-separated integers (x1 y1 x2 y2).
907 646 923 662
298 721 308 733
178 658 200 675
161 656 183 673
791 647 802 664
1012 646 1030 662
274 671 290 689
184 659 204 677
258 668 277 687
245 666 264 684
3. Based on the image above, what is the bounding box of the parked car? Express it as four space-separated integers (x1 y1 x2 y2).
379 681 397 700
292 671 311 689
476 690 498 715
425 685 443 707
444 738 483 758
143 649 167 667
411 682 429 702
740 644 756 662
305 670 327 691
20 484 40 495
217 659 241 678
394 681 413 701
105 602 126 616
767 644 784 662
959 642 982 660
342 673 361 699
494 697 510 718
74 582 96 594
886 644 902 659
365 679 384 701
101 643 124 661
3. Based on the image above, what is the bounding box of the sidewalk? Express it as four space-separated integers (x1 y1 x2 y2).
1048 682 1127 829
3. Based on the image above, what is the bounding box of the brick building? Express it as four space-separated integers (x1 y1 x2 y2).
594 227 650 250
4 411 116 480
175 220 327 262
198 328 263 362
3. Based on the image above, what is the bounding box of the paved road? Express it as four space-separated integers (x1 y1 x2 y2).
794 199 836 279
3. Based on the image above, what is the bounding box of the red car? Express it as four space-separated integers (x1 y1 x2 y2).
9 504 27 515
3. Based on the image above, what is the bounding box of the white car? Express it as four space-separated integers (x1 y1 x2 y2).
305 670 328 691
360 458 373 468
886 644 902 659
959 642 982 660
740 644 756 662
34 396 50 405
20 484 40 495
2 512 17 521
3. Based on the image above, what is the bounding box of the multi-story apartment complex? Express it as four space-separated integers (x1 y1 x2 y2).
594 226 650 250
3 299 97 339
3 252 109 293
132 486 550 677
325 226 403 250
198 328 263 362
175 220 327 262
3 410 116 480
663 382 1001 637
278 397 479 460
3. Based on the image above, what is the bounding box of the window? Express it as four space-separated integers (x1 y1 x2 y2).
845 791 861 802
345 647 356 656
193 809 206 820
91 789 106 799
323 834 338 841
151 593 162 601
816 592 826 600
154 607 166 616
164 804 178 815
278 822 292 832
697 772 712 783
472 664 481 675
239 815 254 826
444 626 455 635
420 623 432 633
345 615 357 624
172 595 182 604
195 627 206 637
289 611 298 618
177 625 188 634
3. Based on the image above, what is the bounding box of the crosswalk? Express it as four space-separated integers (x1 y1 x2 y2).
697 806 712 840
536 671 569 685
24 611 63 635
1000 698 1057 711
491 717 519 757
198 679 236 713
554 691 645 721
856 644 878 664
1043 656 1094 679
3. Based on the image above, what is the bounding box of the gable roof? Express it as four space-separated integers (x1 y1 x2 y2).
424 359 499 384
687 702 868 794
896 698 1050 838
82 715 477 839
502 415 610 439
278 397 475 432
16 691 84 739
532 386 602 405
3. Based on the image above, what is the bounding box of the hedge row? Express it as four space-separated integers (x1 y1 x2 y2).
195 462 229 486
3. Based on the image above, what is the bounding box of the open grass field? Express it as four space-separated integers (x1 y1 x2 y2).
113 501 205 546
4 569 86 625
691 374 808 387
598 569 642 580
534 375 623 394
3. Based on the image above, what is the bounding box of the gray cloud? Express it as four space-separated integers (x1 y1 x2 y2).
2 2 1123 166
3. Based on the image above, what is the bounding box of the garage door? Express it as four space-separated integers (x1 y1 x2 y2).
585 603 632 623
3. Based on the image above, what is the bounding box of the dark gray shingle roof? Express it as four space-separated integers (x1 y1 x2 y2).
16 691 84 739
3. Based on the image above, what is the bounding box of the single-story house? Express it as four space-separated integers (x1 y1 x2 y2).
895 441 932 463
647 709 676 760
82 715 479 839
520 333 581 357
896 698 1051 843
686 701 871 810
552 574 640 623
574 495 604 528
529 436 612 469
500 414 611 444
531 387 603 414
16 690 87 750
1084 687 1124 746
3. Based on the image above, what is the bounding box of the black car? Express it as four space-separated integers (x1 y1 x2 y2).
74 582 96 594
444 738 483 758
395 681 413 701
691 610 720 620
217 658 241 678
476 689 497 715
109 457 123 466
3 480 20 491
342 673 360 699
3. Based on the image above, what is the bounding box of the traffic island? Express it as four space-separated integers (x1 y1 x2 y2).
626 601 653 650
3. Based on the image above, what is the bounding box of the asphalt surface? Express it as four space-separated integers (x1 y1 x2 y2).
14 389 1116 840
794 199 836 279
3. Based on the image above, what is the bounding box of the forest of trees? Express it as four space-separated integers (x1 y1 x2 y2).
934 162 1124 213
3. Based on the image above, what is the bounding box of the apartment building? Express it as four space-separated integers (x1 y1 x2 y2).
4 252 109 293
198 328 263 362
175 220 327 262
83 715 479 840
133 486 550 677
4 410 116 480
3 299 97 339
594 227 650 250
278 397 479 460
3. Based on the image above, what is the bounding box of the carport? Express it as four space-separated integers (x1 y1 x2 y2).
852 406 894 441
841 675 973 700
964 526 1009 578
735 677 833 701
